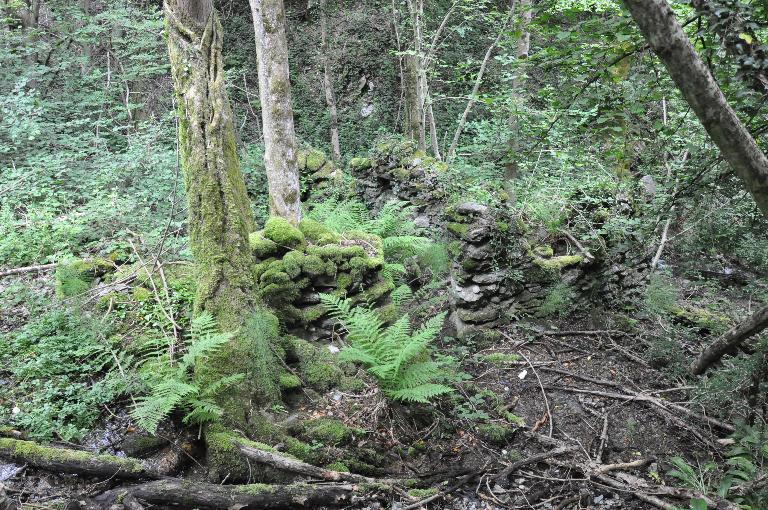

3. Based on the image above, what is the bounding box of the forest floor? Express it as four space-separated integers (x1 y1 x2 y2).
0 257 760 509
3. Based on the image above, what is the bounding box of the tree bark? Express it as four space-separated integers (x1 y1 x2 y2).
0 438 160 480
165 0 278 422
233 440 373 483
164 0 257 324
405 0 426 152
78 479 355 510
249 0 302 225
319 0 341 162
623 0 768 216
690 305 768 375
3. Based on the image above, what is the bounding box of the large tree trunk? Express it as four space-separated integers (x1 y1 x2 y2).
165 0 256 324
623 0 768 216
165 0 276 423
319 0 341 162
249 0 302 225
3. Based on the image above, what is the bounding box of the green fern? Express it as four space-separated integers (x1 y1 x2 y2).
130 313 243 433
319 293 452 403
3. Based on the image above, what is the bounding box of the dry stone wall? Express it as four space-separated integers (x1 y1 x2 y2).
347 139 650 337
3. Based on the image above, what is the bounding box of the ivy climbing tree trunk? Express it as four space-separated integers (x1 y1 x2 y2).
249 0 302 225
165 0 277 424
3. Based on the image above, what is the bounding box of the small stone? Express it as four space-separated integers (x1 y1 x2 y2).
456 202 488 215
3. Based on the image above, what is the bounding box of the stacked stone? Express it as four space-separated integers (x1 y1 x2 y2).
349 139 448 228
249 217 394 340
297 148 349 202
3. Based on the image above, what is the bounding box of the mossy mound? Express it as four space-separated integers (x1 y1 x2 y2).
55 257 115 297
301 418 360 446
281 336 343 391
250 220 393 330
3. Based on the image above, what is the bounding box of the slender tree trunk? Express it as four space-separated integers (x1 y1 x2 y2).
405 0 426 152
448 12 513 160
690 305 768 375
165 0 277 423
623 0 768 216
427 97 441 161
249 0 302 225
504 0 523 203
319 0 341 162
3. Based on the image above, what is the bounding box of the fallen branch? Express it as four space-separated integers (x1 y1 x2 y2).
691 305 768 375
0 438 160 480
233 440 373 483
77 479 356 510
0 263 57 279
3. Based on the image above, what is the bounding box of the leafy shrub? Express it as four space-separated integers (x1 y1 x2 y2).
130 313 243 433
319 293 453 403
0 310 126 441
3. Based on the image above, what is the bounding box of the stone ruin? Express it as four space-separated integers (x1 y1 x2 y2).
345 138 651 337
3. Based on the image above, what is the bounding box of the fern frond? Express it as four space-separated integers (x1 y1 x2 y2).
387 383 454 403
391 284 414 311
183 397 223 425
337 346 378 366
199 373 245 397
397 361 444 389
181 317 233 370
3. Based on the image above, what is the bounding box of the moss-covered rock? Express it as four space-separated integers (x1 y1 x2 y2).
249 231 280 258
54 257 115 297
263 217 306 249
302 419 358 446
533 254 583 272
278 372 302 390
283 336 342 391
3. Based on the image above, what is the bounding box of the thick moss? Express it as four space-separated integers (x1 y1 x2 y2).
532 245 554 258
54 257 114 297
533 255 583 272
249 232 280 259
278 372 302 390
324 461 350 473
349 157 372 172
306 244 366 263
477 423 514 445
447 222 469 237
283 336 342 391
304 148 328 172
0 438 144 473
303 419 357 446
298 219 334 244
263 217 306 249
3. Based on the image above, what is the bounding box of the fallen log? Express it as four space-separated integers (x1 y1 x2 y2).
78 479 356 509
0 438 160 480
0 263 57 279
691 305 768 375
233 440 374 483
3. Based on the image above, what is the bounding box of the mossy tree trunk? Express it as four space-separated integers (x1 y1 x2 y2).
165 0 256 326
249 0 302 225
164 0 278 425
